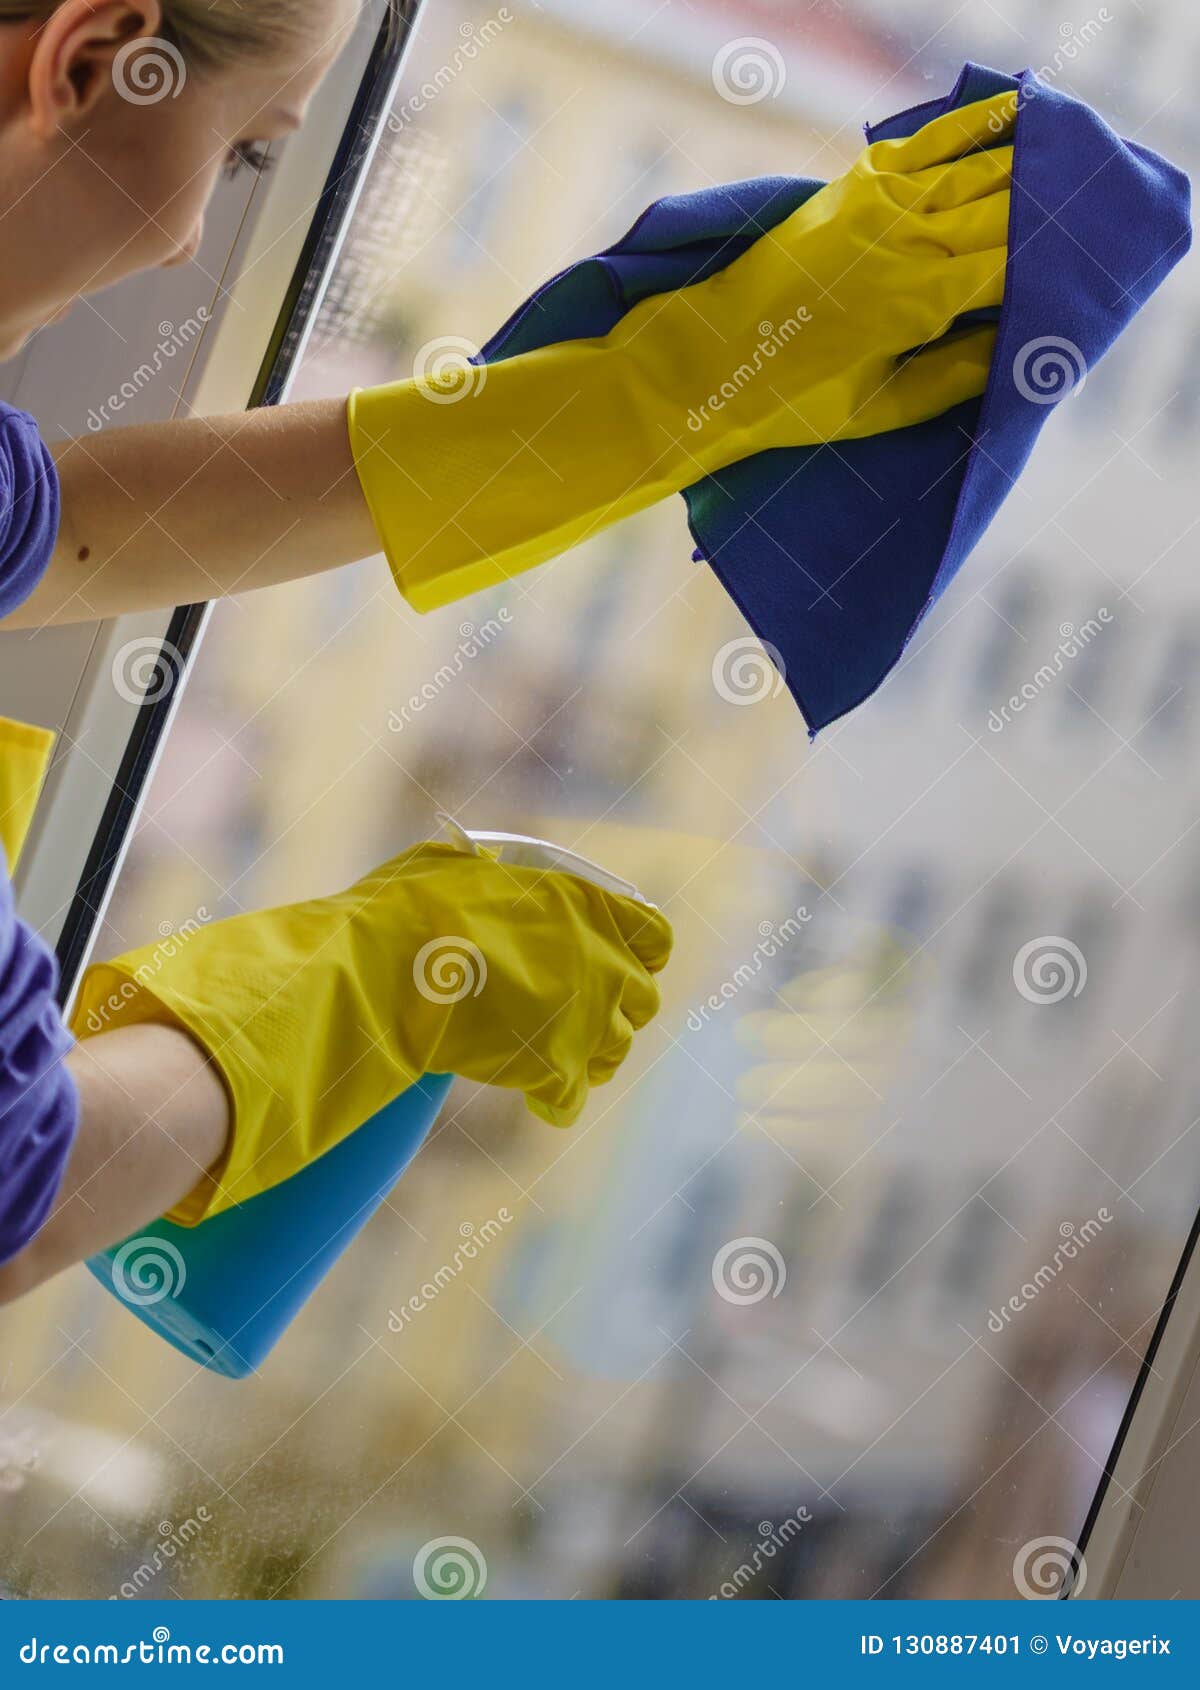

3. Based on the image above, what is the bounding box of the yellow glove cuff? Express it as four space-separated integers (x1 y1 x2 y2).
0 717 55 873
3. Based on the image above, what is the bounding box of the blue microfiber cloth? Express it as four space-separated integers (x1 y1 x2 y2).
479 62 1191 736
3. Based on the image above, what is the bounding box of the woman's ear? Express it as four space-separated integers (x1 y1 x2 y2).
27 0 166 136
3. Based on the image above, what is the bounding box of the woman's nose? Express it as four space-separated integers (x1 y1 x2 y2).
163 218 204 269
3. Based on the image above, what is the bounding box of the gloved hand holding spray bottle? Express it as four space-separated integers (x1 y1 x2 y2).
79 818 670 1377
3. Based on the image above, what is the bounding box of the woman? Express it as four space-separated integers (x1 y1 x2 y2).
0 0 1012 1300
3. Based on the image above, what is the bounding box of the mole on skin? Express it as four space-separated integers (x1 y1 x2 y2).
77 547 90 563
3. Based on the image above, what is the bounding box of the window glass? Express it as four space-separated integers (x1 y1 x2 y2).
2 0 1197 1601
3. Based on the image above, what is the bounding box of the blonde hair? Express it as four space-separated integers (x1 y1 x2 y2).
0 1 406 72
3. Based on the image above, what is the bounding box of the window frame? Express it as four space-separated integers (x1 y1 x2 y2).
14 1 426 1003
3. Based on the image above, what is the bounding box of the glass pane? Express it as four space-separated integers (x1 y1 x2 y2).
3 0 1196 1601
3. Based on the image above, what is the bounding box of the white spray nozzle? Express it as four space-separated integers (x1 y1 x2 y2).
435 812 655 908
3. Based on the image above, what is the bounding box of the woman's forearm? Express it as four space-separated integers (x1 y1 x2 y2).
0 1022 230 1302
7 399 381 629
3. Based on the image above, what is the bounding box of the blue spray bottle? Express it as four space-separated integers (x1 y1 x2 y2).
86 819 654 1379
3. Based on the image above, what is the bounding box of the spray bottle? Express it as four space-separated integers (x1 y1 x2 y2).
86 818 653 1379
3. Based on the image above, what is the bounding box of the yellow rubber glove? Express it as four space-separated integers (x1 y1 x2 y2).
69 843 672 1225
0 717 55 873
350 91 1014 612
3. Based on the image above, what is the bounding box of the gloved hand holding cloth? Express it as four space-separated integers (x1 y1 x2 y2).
350 65 1189 736
349 90 1015 613
70 844 673 1225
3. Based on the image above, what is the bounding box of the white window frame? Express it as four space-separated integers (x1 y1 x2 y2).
4 0 421 1009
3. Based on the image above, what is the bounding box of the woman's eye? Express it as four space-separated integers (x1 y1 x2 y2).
225 142 274 180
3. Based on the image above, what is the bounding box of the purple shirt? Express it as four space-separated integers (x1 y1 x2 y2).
0 402 78 1268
